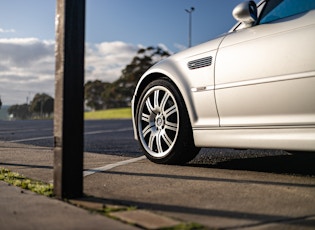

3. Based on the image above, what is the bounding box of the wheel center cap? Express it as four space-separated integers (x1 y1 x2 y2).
155 115 164 128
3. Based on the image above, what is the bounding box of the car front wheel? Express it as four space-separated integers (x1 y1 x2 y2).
136 79 200 164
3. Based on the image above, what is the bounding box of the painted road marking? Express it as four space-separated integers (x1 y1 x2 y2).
8 136 54 143
49 155 146 183
83 156 146 177
84 128 132 135
8 128 133 143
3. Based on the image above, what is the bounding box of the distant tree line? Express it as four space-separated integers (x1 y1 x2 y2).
6 45 171 119
84 46 170 110
8 93 54 120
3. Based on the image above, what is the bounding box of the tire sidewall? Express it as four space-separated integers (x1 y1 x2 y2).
136 79 193 164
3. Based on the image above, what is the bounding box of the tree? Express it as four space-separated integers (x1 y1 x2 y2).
102 46 171 108
84 80 109 110
84 46 170 110
8 104 32 120
119 46 170 87
29 93 54 118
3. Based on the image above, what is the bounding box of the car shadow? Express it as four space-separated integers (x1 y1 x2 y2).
188 149 315 177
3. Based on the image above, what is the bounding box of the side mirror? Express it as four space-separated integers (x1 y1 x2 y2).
233 1 257 28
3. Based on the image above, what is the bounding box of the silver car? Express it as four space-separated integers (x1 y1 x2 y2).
131 0 315 164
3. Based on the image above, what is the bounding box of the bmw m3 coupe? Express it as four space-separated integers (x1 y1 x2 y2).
131 0 315 164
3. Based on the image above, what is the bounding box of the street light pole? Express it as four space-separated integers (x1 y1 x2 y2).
185 7 195 48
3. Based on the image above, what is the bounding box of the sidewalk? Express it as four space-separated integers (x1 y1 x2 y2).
0 140 181 230
0 141 184 230
0 181 139 230
1 141 315 229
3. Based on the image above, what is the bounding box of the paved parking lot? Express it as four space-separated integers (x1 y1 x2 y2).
1 141 315 229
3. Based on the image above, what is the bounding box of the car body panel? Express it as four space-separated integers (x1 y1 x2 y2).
215 10 315 127
132 37 225 132
132 1 315 151
193 127 315 151
215 76 315 127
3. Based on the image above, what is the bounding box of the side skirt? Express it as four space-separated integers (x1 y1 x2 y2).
193 127 315 151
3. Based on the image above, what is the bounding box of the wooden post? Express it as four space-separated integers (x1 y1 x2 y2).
54 0 85 199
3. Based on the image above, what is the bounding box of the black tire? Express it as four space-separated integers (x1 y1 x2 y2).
136 79 200 164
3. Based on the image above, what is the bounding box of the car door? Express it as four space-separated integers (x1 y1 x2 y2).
214 0 315 127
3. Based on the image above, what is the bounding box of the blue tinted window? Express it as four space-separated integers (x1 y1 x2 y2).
260 0 315 24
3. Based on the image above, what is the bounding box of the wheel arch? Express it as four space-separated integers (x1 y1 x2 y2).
133 72 197 129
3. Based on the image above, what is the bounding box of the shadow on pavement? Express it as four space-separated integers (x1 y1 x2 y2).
189 150 315 177
75 196 315 229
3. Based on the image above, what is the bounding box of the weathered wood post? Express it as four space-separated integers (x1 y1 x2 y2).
54 0 85 199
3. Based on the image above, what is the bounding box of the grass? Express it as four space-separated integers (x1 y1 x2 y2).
0 107 131 120
84 107 132 120
0 168 54 197
160 223 206 230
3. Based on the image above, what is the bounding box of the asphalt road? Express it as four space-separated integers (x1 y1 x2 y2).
0 119 314 177
0 119 141 157
1 119 315 229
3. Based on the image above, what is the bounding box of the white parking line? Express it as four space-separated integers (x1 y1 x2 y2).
8 128 133 143
84 128 133 135
8 136 53 143
49 156 146 183
83 155 146 177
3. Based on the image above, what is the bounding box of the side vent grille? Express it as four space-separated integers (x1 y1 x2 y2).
188 56 212 70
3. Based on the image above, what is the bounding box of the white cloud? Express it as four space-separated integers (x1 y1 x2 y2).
0 38 141 105
0 38 54 66
173 43 187 52
0 28 15 33
0 38 55 105
157 43 172 54
85 41 140 82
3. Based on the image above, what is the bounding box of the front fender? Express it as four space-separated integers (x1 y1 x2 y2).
132 36 225 139
132 61 197 139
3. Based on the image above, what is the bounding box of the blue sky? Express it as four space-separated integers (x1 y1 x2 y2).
0 0 248 105
85 0 245 48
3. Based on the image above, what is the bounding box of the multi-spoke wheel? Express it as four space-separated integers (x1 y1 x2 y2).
136 79 200 164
